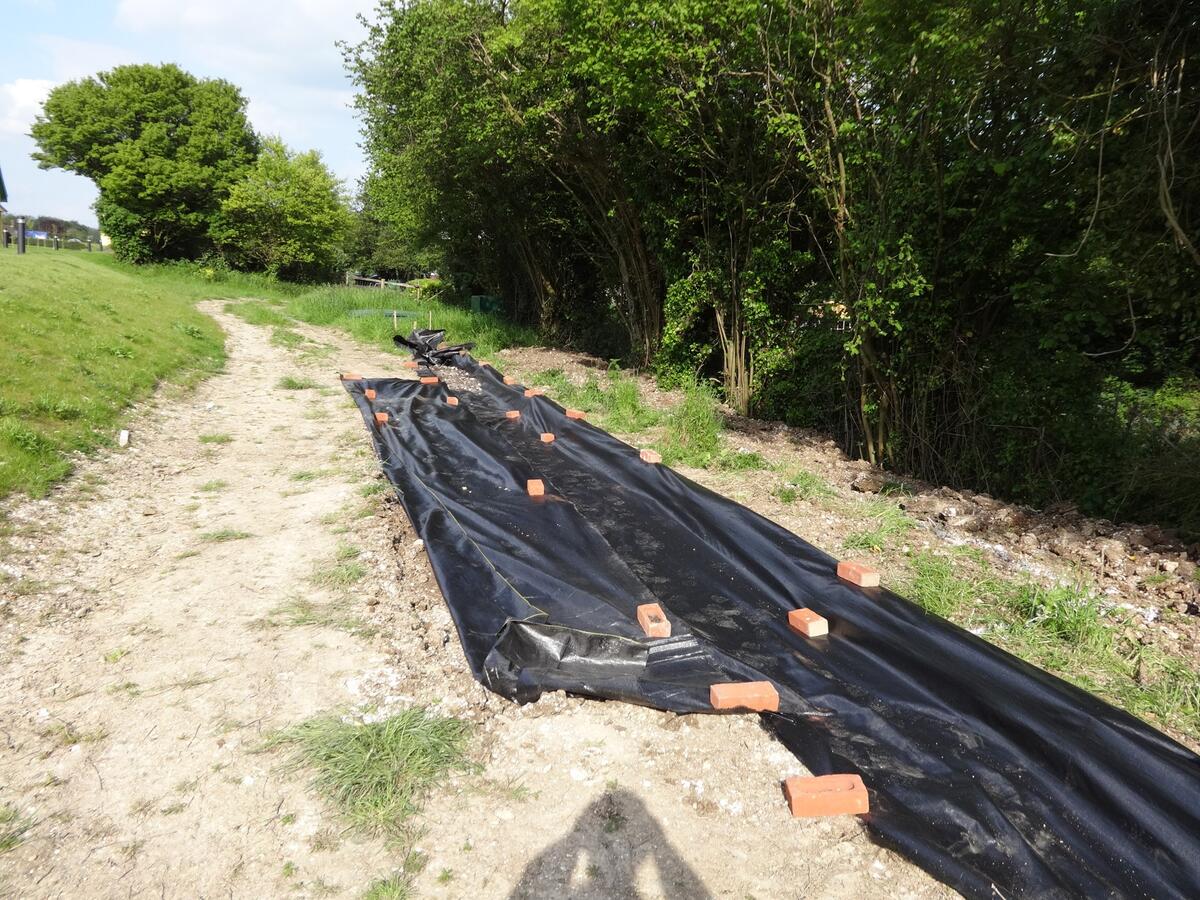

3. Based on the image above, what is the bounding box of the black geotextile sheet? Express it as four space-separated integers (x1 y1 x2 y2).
345 355 1200 899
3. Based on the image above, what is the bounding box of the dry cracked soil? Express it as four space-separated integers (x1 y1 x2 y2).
3 301 1192 899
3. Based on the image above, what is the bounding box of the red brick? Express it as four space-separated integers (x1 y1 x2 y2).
783 774 869 818
526 479 545 497
637 603 671 638
709 681 779 713
374 412 389 425
639 448 662 464
402 360 419 369
420 376 439 385
503 376 516 385
340 372 362 381
524 388 544 397
446 396 459 407
788 608 828 638
565 409 586 420
505 410 521 420
364 388 377 401
540 433 555 443
837 560 881 588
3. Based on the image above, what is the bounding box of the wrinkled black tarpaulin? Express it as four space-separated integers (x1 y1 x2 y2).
345 356 1200 900
393 329 474 367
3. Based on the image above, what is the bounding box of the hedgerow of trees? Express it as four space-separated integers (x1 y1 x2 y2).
31 63 350 281
347 0 1200 536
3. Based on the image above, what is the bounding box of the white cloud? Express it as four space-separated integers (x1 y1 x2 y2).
0 79 55 137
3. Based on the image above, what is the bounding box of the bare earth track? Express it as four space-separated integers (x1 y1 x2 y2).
8 302 1135 898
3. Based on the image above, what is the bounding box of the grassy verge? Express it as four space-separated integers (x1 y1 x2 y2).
0 251 292 498
902 549 1200 744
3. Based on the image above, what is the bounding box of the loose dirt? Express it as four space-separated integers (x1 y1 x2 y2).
6 303 1108 898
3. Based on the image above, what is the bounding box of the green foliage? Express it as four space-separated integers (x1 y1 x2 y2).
265 709 471 838
348 0 1200 535
32 64 257 263
213 138 353 282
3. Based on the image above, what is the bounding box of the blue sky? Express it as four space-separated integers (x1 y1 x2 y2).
1 0 379 226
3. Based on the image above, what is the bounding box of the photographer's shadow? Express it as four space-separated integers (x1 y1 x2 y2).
507 788 712 899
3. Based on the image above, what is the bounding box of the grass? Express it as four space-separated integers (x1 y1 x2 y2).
311 560 367 589
362 874 412 900
902 550 1200 743
277 375 320 390
843 499 913 552
257 596 373 637
776 468 836 503
0 803 34 853
0 251 232 497
198 479 228 493
287 284 534 361
263 708 471 839
532 366 661 434
200 529 252 543
198 433 232 445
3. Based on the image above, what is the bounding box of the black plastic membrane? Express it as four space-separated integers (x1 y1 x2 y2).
345 347 1200 899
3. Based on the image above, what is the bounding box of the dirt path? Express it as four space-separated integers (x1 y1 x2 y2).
0 305 954 898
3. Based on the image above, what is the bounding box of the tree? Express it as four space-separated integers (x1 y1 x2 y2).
31 63 258 263
212 138 353 282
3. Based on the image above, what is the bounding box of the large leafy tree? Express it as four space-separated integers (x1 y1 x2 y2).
31 63 258 262
212 138 353 282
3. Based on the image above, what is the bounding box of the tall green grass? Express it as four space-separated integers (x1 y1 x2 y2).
532 366 661 433
287 286 535 359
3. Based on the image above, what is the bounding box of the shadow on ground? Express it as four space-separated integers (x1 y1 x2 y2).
507 788 712 899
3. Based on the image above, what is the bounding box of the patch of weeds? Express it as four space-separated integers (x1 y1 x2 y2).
1008 582 1109 649
311 559 367 590
586 863 601 879
198 433 232 445
359 481 388 497
200 529 252 543
879 480 913 497
713 450 766 471
279 813 297 826
532 366 660 434
271 327 306 349
159 802 186 816
278 376 320 390
175 549 201 560
309 826 341 852
103 648 129 664
657 382 721 467
107 680 141 697
44 722 108 747
843 499 913 552
282 861 297 878
225 301 292 328
130 799 156 818
1142 573 1171 586
437 868 454 884
362 874 412 900
775 486 798 503
901 550 1200 744
0 803 34 853
263 708 471 839
198 479 228 493
780 468 836 502
290 469 329 482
